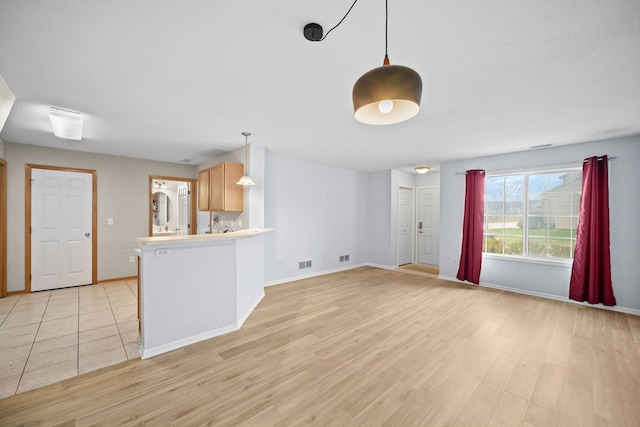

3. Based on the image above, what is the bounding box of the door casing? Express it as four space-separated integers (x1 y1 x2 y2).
25 164 97 293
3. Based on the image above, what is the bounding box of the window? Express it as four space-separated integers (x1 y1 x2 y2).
483 167 582 261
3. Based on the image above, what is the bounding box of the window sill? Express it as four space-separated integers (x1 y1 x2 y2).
482 253 572 268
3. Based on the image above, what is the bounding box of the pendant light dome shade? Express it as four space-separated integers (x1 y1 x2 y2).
353 63 422 125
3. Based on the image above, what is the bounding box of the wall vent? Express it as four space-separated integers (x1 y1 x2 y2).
339 254 350 263
298 260 312 270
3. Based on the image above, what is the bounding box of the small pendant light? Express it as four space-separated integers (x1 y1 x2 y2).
237 132 256 186
352 0 422 125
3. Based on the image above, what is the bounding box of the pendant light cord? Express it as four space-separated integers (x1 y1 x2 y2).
385 0 388 61
318 0 390 62
319 0 360 41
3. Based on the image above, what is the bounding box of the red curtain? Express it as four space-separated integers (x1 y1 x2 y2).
569 155 616 306
457 170 485 284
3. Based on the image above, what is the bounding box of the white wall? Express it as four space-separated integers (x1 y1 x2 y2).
416 170 440 187
5 142 196 291
264 151 368 284
439 136 640 311
366 171 392 267
196 144 265 233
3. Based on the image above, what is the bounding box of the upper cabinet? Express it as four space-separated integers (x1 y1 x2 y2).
197 168 210 211
197 162 244 212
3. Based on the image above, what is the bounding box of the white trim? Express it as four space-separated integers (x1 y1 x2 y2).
264 263 369 287
439 275 640 316
483 253 572 268
141 291 265 359
237 291 264 327
141 323 238 359
264 262 401 288
366 262 399 270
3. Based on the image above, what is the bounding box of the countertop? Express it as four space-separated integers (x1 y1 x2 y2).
136 228 272 247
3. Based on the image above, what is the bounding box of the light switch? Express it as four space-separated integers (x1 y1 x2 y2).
108 218 114 225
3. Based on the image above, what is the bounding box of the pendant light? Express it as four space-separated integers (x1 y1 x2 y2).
237 132 256 186
352 0 422 125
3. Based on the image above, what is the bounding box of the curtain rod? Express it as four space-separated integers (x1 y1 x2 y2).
455 156 617 175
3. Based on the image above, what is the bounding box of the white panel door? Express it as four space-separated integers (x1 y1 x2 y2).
177 184 189 236
32 169 92 291
398 187 413 266
417 187 440 266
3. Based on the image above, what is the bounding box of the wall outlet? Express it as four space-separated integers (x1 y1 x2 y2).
108 218 114 225
237 219 242 228
129 256 135 263
155 248 170 257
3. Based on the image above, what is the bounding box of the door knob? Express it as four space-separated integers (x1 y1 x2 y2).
85 232 91 238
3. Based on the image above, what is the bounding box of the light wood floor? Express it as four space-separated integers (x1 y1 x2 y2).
1 266 638 426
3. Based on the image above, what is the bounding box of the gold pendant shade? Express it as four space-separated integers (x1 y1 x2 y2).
353 63 422 125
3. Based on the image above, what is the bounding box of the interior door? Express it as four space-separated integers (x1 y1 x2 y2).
31 168 93 291
417 187 440 266
177 183 189 236
398 187 413 265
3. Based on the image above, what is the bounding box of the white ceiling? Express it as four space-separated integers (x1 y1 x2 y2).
1 0 639 173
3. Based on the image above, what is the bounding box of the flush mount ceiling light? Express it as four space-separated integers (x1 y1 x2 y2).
49 107 83 140
415 166 430 174
304 0 422 125
237 132 256 186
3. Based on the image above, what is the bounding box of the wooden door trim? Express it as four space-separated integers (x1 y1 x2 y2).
25 164 98 293
0 157 6 298
148 175 197 237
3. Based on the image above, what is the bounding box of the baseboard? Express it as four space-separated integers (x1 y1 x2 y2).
365 263 399 270
140 323 239 359
140 291 265 360
97 276 137 285
237 291 265 328
6 290 24 296
264 263 369 287
439 275 640 316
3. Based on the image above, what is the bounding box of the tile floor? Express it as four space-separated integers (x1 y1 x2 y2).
0 279 140 399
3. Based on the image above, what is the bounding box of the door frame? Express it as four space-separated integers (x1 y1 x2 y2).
1 157 6 297
148 175 197 237
25 164 98 293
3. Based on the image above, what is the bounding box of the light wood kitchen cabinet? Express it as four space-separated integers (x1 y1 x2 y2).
197 168 210 211
197 162 244 212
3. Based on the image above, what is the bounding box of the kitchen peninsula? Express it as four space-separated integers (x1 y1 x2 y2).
135 228 271 359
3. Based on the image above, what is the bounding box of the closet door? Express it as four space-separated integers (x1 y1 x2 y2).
31 168 93 291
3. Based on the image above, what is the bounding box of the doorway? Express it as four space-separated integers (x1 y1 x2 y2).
26 164 97 292
148 176 197 237
416 187 440 266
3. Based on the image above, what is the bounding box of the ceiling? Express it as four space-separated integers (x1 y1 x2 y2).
1 0 639 173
